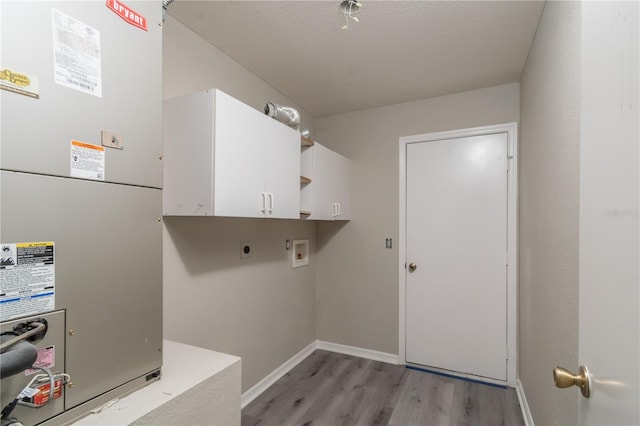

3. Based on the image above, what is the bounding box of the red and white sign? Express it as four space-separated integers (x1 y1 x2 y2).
106 0 147 31
32 379 63 406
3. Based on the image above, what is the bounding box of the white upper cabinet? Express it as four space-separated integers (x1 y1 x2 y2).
163 89 300 218
307 143 351 221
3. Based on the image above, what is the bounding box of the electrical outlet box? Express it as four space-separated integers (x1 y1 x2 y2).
101 130 124 150
292 239 309 268
240 241 251 258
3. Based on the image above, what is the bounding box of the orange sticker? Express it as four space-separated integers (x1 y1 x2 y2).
72 140 105 152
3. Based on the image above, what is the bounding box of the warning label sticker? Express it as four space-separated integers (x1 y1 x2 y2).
70 140 105 181
52 9 102 97
26 346 56 375
0 242 55 322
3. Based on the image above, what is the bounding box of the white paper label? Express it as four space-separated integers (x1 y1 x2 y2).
18 386 39 399
0 242 55 321
70 140 105 181
52 9 102 97
26 346 56 375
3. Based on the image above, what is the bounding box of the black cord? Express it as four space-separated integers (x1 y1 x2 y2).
1 399 18 421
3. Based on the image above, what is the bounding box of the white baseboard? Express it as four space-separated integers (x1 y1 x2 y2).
241 340 400 409
241 340 318 409
316 340 400 365
516 379 534 426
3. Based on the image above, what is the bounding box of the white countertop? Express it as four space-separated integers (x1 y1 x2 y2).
72 340 241 425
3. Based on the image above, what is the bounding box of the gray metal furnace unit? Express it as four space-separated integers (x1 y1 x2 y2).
1 1 163 424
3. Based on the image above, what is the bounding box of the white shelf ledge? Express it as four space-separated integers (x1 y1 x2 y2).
72 340 241 425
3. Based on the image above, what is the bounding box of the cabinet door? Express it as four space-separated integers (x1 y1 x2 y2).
309 143 334 220
163 90 215 216
332 151 351 220
310 143 351 220
214 90 267 218
264 118 300 219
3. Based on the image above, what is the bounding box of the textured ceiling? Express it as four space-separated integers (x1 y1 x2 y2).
169 1 545 117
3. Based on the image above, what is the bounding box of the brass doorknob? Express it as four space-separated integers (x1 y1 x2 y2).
408 262 417 272
553 365 591 398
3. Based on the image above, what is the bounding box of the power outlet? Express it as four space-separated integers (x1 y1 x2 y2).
240 241 251 258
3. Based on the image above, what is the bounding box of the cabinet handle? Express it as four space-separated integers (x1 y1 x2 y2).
268 193 274 213
332 203 337 217
261 192 267 213
336 203 341 217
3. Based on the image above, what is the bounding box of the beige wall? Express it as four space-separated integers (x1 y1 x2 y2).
519 2 581 425
162 16 317 392
163 15 315 134
314 83 520 354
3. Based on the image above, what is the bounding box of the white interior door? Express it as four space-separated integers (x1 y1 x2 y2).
405 132 509 381
577 2 639 424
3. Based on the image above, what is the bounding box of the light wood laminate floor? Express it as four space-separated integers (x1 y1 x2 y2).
242 350 524 426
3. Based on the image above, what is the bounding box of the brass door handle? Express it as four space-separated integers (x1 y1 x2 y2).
408 262 417 272
553 365 591 398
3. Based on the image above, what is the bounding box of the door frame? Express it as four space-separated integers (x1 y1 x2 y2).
398 122 519 387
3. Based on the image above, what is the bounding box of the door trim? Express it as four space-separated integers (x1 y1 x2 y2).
398 122 518 387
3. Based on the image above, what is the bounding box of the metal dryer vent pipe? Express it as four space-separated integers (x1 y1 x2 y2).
162 0 174 22
264 102 301 130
